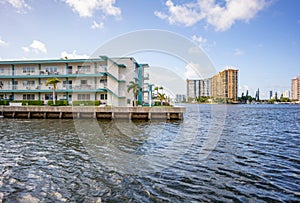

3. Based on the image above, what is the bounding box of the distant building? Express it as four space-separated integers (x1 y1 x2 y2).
175 94 186 103
211 69 238 101
292 77 300 101
269 90 273 100
282 90 291 99
186 79 211 100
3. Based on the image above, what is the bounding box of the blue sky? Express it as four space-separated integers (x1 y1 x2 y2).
0 0 299 98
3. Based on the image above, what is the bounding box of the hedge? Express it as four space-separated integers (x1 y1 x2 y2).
72 100 100 106
48 100 68 106
0 100 9 105
10 100 44 106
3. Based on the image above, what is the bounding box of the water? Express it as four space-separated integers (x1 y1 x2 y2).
0 104 299 202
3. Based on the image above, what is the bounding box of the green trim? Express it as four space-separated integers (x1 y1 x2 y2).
105 72 125 83
100 56 126 68
0 58 105 65
105 88 126 99
0 72 106 79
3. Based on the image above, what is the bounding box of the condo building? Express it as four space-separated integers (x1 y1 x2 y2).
186 69 238 102
0 56 149 106
292 76 300 101
211 69 238 101
186 79 211 100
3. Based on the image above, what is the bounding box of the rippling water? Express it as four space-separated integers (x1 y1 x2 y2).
0 104 299 202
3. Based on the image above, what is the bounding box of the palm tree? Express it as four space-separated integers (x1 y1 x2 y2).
127 81 142 106
46 78 60 105
157 93 166 106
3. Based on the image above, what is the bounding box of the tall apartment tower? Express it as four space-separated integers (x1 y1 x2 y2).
292 76 300 101
186 79 211 100
211 69 238 101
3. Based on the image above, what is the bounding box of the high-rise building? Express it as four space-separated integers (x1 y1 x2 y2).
186 79 211 100
0 56 149 106
269 90 273 100
175 94 186 103
282 90 291 99
292 76 300 101
211 69 238 101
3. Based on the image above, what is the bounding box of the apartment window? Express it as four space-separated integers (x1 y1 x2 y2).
23 67 35 73
78 65 91 72
22 80 35 86
45 66 58 73
0 68 4 73
23 94 35 100
80 80 88 85
100 94 107 100
78 94 90 100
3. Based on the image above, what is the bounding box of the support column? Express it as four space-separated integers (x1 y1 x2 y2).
148 112 151 120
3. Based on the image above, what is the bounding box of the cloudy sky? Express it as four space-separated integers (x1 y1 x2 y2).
0 0 299 98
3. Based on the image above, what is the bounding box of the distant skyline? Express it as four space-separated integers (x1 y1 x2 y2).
0 0 300 99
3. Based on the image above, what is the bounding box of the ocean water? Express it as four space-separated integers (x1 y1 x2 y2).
0 104 299 202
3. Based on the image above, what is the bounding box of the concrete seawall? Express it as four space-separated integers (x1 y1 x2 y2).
0 106 185 120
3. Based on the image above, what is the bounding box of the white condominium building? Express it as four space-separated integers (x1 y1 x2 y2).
0 56 149 106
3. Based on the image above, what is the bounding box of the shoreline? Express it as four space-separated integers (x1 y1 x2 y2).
0 106 185 120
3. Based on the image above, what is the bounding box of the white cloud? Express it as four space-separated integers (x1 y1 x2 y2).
91 20 104 29
22 40 47 54
60 50 89 59
3 0 31 13
154 0 205 26
192 35 207 45
0 37 8 46
234 48 244 56
64 0 121 18
154 11 168 20
184 62 203 79
155 0 268 31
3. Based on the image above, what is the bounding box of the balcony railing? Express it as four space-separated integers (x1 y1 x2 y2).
0 84 109 91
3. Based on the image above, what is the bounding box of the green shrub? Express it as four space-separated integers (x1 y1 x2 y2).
48 100 68 106
72 100 100 106
0 100 9 105
10 100 43 106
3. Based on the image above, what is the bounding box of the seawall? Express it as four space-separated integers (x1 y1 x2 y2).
0 106 185 120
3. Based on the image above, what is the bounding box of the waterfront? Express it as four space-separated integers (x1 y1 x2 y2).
0 104 299 202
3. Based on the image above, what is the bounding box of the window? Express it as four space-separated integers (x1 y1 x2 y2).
80 80 88 85
45 94 53 100
78 94 90 100
78 65 91 72
23 67 35 73
100 94 107 100
0 68 4 73
45 66 58 73
22 80 35 86
23 94 35 100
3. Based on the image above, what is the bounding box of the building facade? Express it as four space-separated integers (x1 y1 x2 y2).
292 76 300 101
186 69 238 102
211 69 238 101
0 56 149 106
186 79 211 101
175 94 186 103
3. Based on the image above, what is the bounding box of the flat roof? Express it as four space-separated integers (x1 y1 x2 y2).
0 58 105 65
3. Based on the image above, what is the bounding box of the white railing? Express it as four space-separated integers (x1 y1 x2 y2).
0 84 109 91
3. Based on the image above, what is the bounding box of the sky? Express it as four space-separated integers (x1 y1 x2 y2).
0 0 300 99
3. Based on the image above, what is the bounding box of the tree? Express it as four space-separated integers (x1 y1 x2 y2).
153 86 159 98
127 81 142 106
157 93 166 106
46 78 60 105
